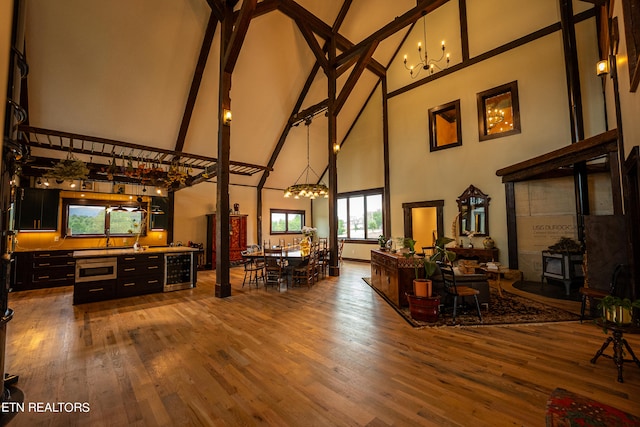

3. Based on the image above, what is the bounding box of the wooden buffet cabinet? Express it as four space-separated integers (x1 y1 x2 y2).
370 250 417 308
206 214 248 269
448 246 498 263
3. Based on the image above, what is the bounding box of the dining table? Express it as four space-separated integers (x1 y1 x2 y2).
243 247 310 263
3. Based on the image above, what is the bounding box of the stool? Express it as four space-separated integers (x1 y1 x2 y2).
591 321 640 383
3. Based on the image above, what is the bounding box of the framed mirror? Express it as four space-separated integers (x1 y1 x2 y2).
457 185 490 236
477 81 520 141
428 99 462 152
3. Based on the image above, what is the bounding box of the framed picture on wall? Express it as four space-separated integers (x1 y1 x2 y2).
476 81 521 141
428 99 462 152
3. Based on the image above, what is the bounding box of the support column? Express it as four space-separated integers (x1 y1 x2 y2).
328 36 339 276
215 6 233 298
559 0 589 243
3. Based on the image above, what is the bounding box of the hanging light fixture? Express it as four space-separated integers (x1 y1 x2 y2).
284 118 329 199
403 15 449 79
151 205 165 214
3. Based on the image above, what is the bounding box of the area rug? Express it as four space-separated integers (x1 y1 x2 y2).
362 278 580 328
513 280 581 302
545 387 640 426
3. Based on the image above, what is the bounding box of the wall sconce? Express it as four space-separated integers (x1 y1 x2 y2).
223 109 232 125
596 59 609 76
333 142 340 154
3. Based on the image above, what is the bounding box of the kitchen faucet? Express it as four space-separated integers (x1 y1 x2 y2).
105 228 110 248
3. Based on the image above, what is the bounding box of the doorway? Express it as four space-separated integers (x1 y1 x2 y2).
402 200 444 251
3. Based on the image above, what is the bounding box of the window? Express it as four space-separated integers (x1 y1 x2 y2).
270 209 305 234
337 189 383 241
63 199 145 237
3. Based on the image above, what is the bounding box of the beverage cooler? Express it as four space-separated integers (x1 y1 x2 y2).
164 252 195 292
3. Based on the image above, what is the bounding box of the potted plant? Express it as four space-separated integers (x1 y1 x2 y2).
378 235 389 250
405 255 443 322
430 236 457 264
403 237 416 254
598 295 640 328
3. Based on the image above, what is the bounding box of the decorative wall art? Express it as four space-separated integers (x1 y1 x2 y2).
476 81 521 141
428 99 462 152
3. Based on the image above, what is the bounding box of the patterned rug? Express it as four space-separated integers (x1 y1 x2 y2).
546 388 640 426
362 278 580 328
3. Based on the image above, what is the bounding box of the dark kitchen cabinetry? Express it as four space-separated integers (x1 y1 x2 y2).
15 188 60 231
73 279 116 304
116 253 164 298
206 214 247 269
12 250 75 291
150 196 169 230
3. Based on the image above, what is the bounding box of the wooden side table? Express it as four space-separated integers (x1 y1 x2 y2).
479 267 521 297
591 321 640 383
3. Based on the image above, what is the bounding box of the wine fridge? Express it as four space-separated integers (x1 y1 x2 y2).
164 252 194 292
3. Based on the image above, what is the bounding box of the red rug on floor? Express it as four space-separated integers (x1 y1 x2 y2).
546 388 640 426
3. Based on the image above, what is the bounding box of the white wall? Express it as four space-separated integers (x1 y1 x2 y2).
326 2 605 266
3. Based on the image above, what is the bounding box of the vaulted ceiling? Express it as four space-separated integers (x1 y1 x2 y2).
17 0 442 191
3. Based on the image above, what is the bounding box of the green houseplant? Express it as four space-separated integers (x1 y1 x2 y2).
598 295 640 327
378 235 389 250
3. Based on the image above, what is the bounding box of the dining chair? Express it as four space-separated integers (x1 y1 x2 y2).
263 248 286 290
439 262 483 323
314 241 328 279
241 250 263 289
292 246 316 288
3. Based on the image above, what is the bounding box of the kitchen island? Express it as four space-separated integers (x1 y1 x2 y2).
73 246 199 304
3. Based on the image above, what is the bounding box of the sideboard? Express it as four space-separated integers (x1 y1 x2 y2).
370 250 418 308
448 246 498 263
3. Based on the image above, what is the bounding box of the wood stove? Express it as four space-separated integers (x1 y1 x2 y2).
541 251 584 295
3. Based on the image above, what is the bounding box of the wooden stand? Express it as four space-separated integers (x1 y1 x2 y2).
591 321 640 383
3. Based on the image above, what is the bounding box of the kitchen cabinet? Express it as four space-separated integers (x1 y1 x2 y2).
150 196 169 230
116 253 164 297
12 250 75 291
206 214 247 269
15 188 60 231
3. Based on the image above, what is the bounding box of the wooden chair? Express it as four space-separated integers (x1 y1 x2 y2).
316 244 328 279
439 262 483 323
241 250 263 288
292 246 317 288
421 246 435 257
318 237 328 250
263 248 286 291
579 264 624 323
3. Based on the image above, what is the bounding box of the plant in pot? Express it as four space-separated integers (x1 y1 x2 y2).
598 295 640 330
430 236 457 264
406 259 440 322
378 235 389 251
403 237 416 254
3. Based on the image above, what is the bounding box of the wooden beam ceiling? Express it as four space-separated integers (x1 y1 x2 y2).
496 129 618 183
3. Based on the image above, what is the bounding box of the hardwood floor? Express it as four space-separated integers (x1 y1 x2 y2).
5 261 640 426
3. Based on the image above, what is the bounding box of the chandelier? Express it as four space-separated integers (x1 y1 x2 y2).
284 118 328 199
486 108 505 130
403 16 449 79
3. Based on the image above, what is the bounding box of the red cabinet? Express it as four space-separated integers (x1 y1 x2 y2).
206 214 247 269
